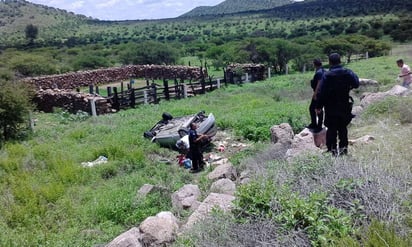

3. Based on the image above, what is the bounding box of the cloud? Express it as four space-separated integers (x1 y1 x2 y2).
28 0 224 20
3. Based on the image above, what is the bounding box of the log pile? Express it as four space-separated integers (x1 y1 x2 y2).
23 65 207 90
226 63 266 81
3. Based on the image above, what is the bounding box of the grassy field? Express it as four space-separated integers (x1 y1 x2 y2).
0 48 411 246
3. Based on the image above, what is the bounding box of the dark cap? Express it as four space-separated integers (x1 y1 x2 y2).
313 58 322 66
329 53 341 65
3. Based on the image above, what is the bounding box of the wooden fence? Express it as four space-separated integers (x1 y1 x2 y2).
89 77 226 112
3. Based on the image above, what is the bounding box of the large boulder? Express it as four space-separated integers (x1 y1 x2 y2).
139 212 179 247
105 227 142 247
182 193 236 231
207 163 238 181
171 184 201 210
285 128 322 160
210 178 236 196
270 123 294 147
360 85 409 108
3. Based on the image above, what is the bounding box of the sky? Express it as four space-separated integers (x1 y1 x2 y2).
28 0 226 21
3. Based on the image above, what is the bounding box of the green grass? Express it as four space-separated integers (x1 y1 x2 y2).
1 51 412 246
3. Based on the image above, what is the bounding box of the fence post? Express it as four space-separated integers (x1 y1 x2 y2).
107 87 112 97
144 90 148 104
89 98 97 117
163 79 170 100
174 78 180 99
208 77 213 91
245 73 249 82
89 85 94 94
268 67 271 79
183 84 188 98
217 79 221 89
151 83 158 103
130 88 136 108
96 86 99 95
229 71 234 84
113 87 120 111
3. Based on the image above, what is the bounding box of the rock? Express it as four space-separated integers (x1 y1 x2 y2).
136 184 168 198
359 78 379 87
285 128 322 160
171 184 201 210
349 135 375 145
207 163 238 181
210 178 236 195
270 123 294 146
182 193 236 231
139 211 179 247
106 227 142 247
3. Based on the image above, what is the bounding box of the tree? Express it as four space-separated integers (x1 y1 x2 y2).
0 80 33 145
120 41 179 65
25 24 38 46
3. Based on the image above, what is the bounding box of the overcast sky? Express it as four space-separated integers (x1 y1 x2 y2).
28 0 225 21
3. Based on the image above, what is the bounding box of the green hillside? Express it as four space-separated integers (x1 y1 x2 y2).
0 0 94 45
0 0 410 49
180 0 294 17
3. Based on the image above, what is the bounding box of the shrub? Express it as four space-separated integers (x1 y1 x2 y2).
362 96 412 124
234 180 355 246
0 80 33 144
72 54 110 71
10 54 58 76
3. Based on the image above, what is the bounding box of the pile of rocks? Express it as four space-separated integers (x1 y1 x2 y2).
105 133 250 247
226 63 266 81
22 65 207 90
33 89 111 114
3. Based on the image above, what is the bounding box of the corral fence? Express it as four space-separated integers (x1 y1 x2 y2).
93 77 226 112
32 63 268 115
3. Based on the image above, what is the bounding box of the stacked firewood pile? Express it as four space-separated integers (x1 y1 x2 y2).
226 63 266 81
22 65 207 90
33 89 112 115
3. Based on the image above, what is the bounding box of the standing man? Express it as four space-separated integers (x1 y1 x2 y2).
396 59 411 88
188 123 208 173
315 53 359 156
307 58 325 132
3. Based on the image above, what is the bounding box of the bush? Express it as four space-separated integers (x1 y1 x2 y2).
0 80 33 144
72 54 111 71
10 54 58 76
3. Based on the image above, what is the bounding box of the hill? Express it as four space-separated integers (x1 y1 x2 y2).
181 0 409 19
0 0 96 47
180 0 295 18
0 0 410 49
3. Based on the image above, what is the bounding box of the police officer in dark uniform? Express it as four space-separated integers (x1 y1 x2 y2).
307 58 325 132
188 123 208 173
315 53 359 156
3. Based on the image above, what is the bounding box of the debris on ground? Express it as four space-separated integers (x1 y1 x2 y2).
81 156 108 167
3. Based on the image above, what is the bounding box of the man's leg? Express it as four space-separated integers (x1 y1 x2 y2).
338 123 349 155
308 99 317 128
316 110 324 130
190 149 200 171
326 124 338 153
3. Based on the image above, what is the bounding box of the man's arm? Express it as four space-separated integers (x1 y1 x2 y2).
350 71 360 89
